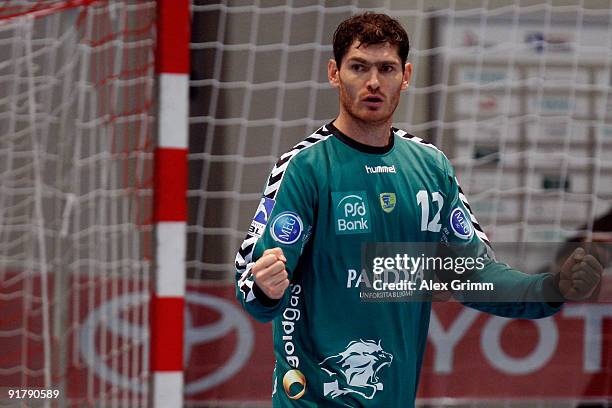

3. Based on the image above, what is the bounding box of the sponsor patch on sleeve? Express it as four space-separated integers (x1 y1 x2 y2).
270 211 303 245
450 207 474 240
248 197 275 237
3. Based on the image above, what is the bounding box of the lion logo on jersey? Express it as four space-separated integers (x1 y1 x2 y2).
320 339 393 400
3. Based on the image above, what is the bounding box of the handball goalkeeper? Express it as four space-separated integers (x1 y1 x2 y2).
235 12 603 407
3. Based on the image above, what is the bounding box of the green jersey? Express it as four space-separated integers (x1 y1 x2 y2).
235 123 562 407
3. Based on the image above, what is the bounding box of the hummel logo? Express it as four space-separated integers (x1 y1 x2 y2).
365 165 396 174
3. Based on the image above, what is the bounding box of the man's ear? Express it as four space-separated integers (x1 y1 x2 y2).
401 62 413 91
328 59 340 88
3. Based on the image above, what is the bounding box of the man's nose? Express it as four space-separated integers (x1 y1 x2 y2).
366 69 380 91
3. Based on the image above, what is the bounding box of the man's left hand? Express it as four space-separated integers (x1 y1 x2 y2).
557 247 603 301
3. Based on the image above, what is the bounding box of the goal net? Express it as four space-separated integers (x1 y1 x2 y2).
189 0 611 406
0 1 156 406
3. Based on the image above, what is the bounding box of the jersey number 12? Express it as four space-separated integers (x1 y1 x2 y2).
416 190 443 232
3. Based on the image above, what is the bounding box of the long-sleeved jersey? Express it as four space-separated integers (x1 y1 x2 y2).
235 123 563 407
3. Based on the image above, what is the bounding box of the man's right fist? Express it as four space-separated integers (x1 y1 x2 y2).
253 248 289 299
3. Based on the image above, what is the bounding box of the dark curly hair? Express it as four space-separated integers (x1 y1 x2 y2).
333 12 410 70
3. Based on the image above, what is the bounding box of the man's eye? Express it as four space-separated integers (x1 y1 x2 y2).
381 65 395 73
351 64 365 72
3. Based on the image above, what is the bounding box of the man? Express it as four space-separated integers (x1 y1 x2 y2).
235 13 602 407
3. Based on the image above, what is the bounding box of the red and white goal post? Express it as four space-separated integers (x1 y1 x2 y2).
0 1 189 406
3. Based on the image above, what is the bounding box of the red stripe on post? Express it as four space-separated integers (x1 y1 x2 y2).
150 296 185 371
154 148 188 222
156 0 190 74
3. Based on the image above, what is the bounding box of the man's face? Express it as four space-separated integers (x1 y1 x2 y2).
328 41 412 126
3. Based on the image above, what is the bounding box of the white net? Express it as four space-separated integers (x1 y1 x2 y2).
437 4 612 244
0 1 156 406
189 1 612 407
189 0 612 279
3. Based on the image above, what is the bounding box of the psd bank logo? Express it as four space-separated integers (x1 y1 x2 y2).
78 291 254 396
332 191 371 235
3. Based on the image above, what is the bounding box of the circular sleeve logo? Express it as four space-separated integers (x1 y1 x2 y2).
283 369 306 400
271 212 303 245
450 207 474 240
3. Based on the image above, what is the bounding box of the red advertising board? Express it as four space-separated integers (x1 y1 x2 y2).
186 284 612 402
1 278 610 403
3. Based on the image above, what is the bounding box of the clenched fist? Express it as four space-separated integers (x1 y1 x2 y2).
253 247 289 300
557 247 603 301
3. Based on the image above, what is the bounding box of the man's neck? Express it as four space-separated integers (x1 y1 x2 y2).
332 113 392 147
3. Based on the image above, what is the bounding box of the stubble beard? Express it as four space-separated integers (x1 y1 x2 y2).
338 81 400 128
